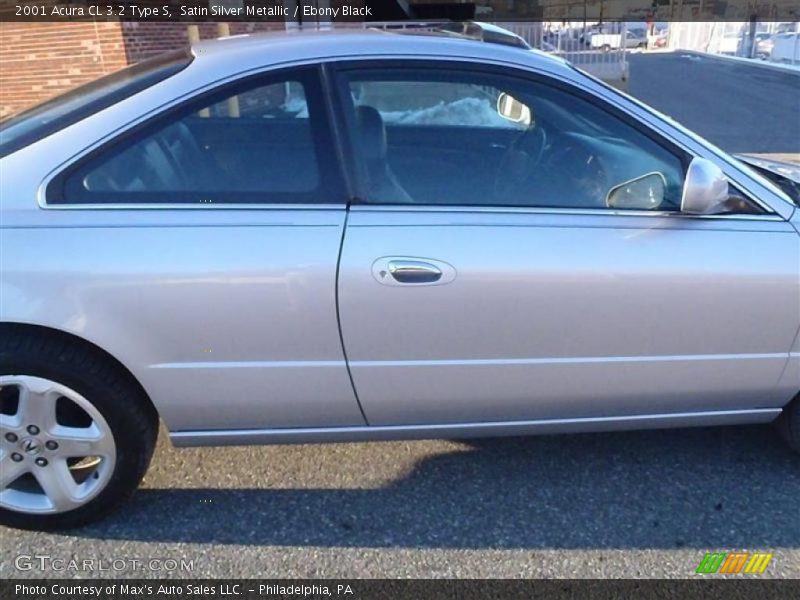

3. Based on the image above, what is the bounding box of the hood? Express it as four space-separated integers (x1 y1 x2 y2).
735 154 800 206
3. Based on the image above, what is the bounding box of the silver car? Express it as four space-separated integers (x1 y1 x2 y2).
1 29 799 530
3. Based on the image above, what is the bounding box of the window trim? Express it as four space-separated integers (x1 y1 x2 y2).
45 65 349 208
347 203 785 222
329 59 771 218
35 55 783 217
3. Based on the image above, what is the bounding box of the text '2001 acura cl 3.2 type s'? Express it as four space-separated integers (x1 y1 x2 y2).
1 28 799 530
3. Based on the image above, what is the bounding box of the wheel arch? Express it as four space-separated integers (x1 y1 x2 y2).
0 321 159 421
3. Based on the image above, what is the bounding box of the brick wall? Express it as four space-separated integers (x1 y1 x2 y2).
0 20 283 119
0 22 128 119
120 22 193 63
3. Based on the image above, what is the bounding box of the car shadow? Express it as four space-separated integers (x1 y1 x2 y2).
73 425 800 550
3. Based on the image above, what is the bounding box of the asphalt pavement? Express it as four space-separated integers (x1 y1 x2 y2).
628 52 800 155
2 425 799 578
2 51 800 580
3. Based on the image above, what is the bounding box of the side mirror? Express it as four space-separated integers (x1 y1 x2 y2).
681 157 729 215
497 92 532 127
606 172 666 210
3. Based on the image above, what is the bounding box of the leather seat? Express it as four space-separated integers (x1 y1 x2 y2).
83 121 212 193
354 105 414 204
157 121 216 189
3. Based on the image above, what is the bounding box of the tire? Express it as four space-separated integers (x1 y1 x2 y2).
778 394 800 454
601 44 611 53
0 330 158 530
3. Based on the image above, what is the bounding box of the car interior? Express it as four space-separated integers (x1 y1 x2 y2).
61 69 759 215
66 79 323 203
345 74 689 210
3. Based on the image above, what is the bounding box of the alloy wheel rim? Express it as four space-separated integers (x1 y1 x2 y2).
0 375 116 514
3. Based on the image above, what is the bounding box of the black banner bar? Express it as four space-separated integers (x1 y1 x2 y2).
2 579 800 600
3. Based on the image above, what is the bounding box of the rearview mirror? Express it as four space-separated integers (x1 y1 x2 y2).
681 157 729 215
606 172 666 210
497 92 532 127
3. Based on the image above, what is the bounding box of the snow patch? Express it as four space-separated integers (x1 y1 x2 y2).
371 97 524 129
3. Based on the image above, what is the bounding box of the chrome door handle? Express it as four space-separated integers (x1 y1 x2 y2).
388 260 442 284
372 257 455 287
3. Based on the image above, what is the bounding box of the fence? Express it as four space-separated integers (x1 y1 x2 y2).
500 22 629 83
669 21 800 66
339 21 630 83
302 19 799 78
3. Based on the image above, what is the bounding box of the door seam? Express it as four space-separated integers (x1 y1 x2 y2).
335 205 370 425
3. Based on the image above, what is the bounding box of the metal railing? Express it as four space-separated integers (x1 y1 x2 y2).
668 22 800 67
499 22 630 82
335 20 631 83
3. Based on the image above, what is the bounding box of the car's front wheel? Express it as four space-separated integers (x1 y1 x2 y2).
0 331 157 530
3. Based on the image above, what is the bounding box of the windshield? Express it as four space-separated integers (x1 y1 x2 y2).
0 49 192 158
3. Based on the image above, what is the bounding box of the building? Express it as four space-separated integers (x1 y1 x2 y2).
1 1 547 118
0 21 283 119
0 0 378 118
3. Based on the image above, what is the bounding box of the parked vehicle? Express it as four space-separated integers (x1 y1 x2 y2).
769 32 800 63
591 29 647 51
653 33 669 49
716 31 743 55
578 24 603 45
753 32 775 59
1 29 799 530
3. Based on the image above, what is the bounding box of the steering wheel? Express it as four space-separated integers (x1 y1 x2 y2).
541 140 610 208
493 123 548 200
495 129 610 208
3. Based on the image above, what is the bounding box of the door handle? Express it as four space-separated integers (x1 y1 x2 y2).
388 260 442 284
372 257 456 287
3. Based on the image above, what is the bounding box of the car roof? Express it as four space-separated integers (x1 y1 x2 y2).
190 28 572 77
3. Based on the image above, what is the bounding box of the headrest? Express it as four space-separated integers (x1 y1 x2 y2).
355 105 388 163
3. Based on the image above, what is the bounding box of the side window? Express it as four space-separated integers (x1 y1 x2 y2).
341 67 689 210
52 69 344 205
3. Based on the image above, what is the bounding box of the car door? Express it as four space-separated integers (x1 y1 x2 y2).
18 66 366 433
334 60 800 426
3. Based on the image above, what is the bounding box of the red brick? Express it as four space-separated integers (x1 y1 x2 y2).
0 20 281 119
